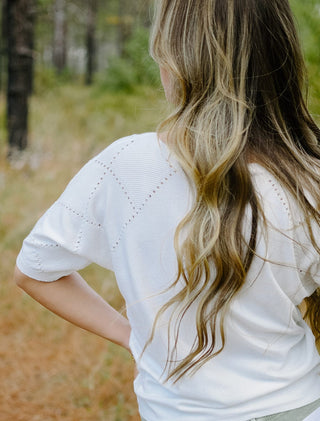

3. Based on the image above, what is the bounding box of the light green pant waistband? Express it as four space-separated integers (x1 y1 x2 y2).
140 397 320 421
249 397 320 421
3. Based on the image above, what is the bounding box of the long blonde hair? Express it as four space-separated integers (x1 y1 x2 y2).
149 0 320 381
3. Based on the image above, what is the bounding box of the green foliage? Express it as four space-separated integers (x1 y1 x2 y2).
36 0 53 8
33 67 58 94
290 0 320 65
102 26 160 92
290 0 320 116
34 67 82 95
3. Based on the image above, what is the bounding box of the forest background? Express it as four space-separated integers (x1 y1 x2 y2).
0 1 319 420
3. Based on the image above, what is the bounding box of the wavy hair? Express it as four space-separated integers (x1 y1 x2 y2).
148 0 320 381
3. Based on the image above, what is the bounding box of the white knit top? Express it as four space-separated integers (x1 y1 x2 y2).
17 132 320 421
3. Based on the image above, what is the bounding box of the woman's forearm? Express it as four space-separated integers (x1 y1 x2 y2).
14 267 131 352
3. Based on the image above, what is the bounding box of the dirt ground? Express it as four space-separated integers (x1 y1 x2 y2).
0 269 140 421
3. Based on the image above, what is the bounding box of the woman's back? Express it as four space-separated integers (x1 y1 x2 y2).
18 132 320 420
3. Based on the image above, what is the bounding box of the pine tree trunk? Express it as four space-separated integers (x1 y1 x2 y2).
27 0 35 95
53 0 66 73
85 0 97 85
0 0 7 92
7 0 35 154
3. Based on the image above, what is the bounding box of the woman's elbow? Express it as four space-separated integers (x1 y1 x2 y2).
13 266 31 289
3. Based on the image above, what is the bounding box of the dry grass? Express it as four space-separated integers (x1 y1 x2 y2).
0 84 166 421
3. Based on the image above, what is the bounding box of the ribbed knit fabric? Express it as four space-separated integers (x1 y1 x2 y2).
17 133 320 421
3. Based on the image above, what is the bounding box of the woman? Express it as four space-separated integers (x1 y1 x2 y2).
14 0 320 420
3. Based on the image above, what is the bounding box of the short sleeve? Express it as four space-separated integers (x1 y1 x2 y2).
250 163 320 301
292 219 320 294
289 194 320 294
16 156 113 282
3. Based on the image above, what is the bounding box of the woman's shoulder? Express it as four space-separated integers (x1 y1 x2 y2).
248 163 294 231
87 132 180 198
94 132 163 163
249 162 320 248
92 132 175 181
249 163 287 201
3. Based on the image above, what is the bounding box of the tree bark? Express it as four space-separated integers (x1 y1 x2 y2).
27 0 35 95
0 0 4 92
85 0 97 85
7 0 35 154
52 0 66 73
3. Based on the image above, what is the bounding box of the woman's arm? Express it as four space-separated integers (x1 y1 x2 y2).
14 267 131 352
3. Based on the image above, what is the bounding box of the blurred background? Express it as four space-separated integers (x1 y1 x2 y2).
0 1 319 420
